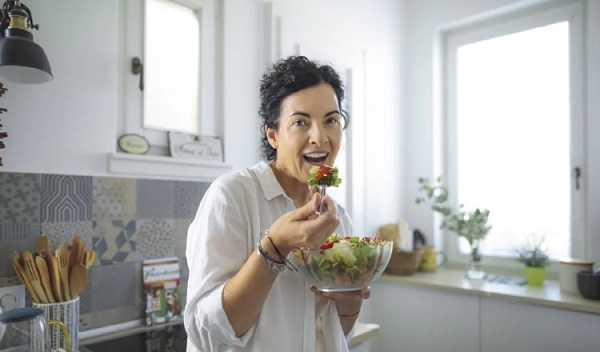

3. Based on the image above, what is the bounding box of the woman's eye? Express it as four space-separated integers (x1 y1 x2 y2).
326 116 340 125
293 120 308 127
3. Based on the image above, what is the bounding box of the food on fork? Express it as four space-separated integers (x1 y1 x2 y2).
307 165 342 187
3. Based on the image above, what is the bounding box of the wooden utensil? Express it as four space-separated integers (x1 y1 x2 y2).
69 264 88 298
35 255 56 303
69 235 85 270
56 244 72 301
35 235 51 255
45 254 64 302
12 252 41 303
22 251 49 304
83 249 97 269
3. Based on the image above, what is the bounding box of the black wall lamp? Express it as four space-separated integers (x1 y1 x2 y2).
0 0 52 84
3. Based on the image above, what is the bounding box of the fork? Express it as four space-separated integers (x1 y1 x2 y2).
57 244 72 301
22 251 49 304
317 185 327 214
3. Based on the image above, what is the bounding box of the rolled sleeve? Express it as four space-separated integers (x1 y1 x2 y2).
184 181 256 350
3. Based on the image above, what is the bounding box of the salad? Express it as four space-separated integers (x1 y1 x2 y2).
290 234 390 291
307 165 342 187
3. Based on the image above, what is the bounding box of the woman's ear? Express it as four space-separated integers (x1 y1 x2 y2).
266 126 278 149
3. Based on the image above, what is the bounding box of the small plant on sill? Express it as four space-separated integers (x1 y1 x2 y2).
517 236 550 268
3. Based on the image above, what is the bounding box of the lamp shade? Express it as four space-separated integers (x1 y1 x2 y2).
0 27 52 84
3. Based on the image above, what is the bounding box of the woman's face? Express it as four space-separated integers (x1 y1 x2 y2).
267 83 343 185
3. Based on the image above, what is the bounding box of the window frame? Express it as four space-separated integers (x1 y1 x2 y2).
110 0 229 181
438 1 586 268
121 0 217 150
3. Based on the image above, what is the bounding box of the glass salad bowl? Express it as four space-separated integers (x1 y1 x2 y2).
288 235 393 292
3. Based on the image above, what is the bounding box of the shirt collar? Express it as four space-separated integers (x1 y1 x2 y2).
255 161 286 201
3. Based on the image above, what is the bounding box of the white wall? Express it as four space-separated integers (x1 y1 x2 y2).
402 0 600 265
270 0 406 236
1 0 120 176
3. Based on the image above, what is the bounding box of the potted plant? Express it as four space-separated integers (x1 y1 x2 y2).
517 237 550 287
416 177 492 279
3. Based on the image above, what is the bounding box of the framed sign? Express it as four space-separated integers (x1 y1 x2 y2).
168 132 223 162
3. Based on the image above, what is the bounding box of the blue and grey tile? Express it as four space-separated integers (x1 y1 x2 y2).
41 175 93 223
92 177 137 219
0 173 41 223
137 179 175 219
174 181 208 219
134 218 175 260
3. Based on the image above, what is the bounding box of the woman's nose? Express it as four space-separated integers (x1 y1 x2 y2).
309 124 328 146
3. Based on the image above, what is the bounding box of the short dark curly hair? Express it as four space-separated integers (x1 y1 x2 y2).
258 56 350 161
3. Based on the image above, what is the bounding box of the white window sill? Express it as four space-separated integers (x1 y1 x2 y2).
376 267 600 315
107 152 232 181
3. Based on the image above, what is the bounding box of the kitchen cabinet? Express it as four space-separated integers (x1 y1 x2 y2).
370 276 600 352
369 282 480 352
480 298 600 352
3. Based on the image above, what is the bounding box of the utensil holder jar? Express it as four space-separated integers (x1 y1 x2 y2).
33 297 79 352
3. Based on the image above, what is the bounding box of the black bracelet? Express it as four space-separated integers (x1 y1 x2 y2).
265 230 286 260
264 230 297 272
257 239 286 274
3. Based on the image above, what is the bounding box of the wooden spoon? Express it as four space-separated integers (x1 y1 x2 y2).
35 255 56 303
69 264 88 298
69 235 85 270
45 254 63 302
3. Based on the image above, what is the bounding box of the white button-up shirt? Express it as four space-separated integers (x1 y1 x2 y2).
184 161 353 352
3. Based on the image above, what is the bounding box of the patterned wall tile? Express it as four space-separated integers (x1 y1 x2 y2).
41 221 93 252
174 181 209 219
1 171 203 331
137 179 175 219
0 173 41 223
0 223 41 276
93 218 141 265
92 177 137 219
41 175 93 223
134 218 175 260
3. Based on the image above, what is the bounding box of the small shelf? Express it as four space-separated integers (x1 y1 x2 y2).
107 152 232 181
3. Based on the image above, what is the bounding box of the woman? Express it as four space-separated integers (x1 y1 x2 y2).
184 56 369 352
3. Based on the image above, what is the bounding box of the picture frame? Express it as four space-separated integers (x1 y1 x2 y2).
168 132 224 162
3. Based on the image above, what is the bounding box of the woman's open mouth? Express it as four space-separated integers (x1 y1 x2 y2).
303 152 328 164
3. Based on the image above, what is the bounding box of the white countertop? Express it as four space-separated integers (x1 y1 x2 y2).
377 268 600 315
349 322 380 348
80 320 380 350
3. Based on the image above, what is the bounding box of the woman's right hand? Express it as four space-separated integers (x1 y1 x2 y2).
268 192 339 254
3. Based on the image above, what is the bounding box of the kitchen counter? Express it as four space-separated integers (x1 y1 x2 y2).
378 268 600 315
79 320 379 351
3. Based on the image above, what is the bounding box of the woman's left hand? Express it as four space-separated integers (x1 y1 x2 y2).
310 286 370 315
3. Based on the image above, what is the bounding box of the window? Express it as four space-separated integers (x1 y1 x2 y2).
122 0 217 151
144 0 200 134
111 0 228 180
442 2 585 265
